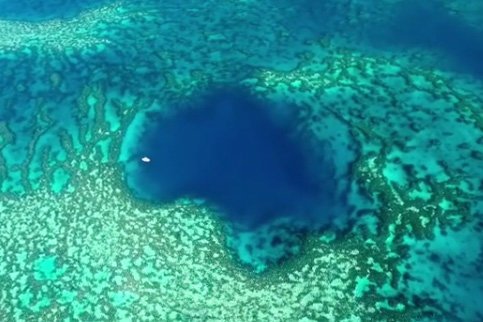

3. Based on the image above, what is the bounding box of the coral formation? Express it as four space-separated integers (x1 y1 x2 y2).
0 0 482 321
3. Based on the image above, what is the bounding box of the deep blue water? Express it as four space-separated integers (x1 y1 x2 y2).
374 0 483 78
128 88 343 229
281 0 483 79
0 0 481 319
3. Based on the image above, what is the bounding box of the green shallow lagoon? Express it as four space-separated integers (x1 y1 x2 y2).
0 0 482 321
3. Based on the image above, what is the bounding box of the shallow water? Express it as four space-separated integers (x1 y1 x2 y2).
0 0 482 321
0 0 106 21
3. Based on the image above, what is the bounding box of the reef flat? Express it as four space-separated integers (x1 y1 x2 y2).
0 0 482 321
0 163 375 321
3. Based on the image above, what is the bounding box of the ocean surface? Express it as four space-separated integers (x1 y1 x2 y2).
0 0 482 321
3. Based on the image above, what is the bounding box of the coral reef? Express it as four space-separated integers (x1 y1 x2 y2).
0 0 482 320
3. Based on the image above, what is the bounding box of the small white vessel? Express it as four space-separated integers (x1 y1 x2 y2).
141 156 151 163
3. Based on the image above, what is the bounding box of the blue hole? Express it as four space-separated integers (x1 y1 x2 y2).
125 87 347 230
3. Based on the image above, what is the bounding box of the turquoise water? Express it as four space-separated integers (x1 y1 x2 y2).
0 0 106 21
0 0 482 321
